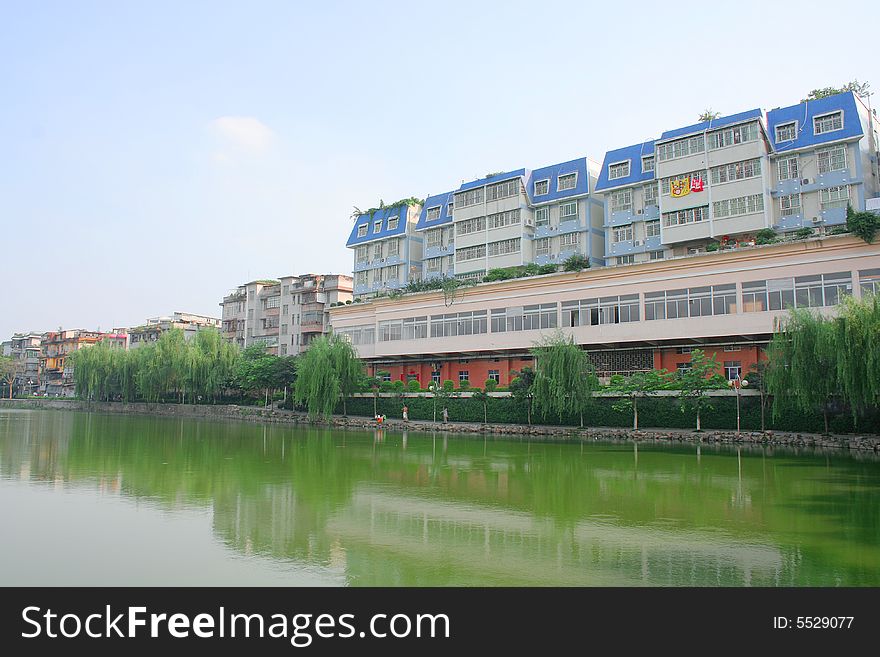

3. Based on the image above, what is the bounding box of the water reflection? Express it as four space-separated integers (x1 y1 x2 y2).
1 409 879 586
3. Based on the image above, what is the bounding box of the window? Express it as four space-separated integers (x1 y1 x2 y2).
677 346 692 354
426 228 442 249
356 245 368 262
645 220 660 238
649 250 665 260
402 316 428 340
642 156 655 172
488 238 521 256
561 232 579 247
676 363 692 373
455 188 484 208
709 122 759 149
660 170 707 195
534 179 549 196
455 244 486 262
656 135 704 161
487 179 520 201
282 304 289 315
535 207 550 226
432 371 441 384
724 345 742 352
608 162 630 180
429 311 487 338
814 111 843 135
617 255 634 265
282 285 289 295
662 206 708 227
611 189 632 212
357 224 368 237
775 121 797 142
355 271 367 285
644 183 658 207
559 201 578 221
425 206 441 221
373 220 382 234
488 370 500 383
458 371 469 382
447 202 454 216
387 216 399 230
378 319 403 342
744 272 852 311
777 156 799 181
372 242 383 260
491 304 557 332
456 216 486 236
817 145 846 174
264 296 280 309
613 225 633 243
280 345 287 355
281 324 288 335
557 172 578 190
820 185 849 210
779 194 801 217
488 209 521 229
710 158 761 184
425 257 442 273
712 194 764 218
860 269 880 296
724 361 742 381
562 295 640 326
386 239 399 256
535 237 551 257
645 285 736 320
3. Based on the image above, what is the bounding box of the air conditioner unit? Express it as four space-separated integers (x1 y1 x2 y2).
812 216 822 224
633 240 642 246
636 209 644 215
801 178 811 185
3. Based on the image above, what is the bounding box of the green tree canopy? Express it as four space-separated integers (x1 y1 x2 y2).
531 333 598 425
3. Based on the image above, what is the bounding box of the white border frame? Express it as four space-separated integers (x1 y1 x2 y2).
813 110 844 136
641 155 655 173
607 160 630 181
774 120 798 143
533 178 550 196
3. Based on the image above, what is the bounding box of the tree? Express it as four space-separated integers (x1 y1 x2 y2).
831 293 880 421
328 334 362 416
803 80 871 102
765 308 840 434
608 369 670 430
472 388 490 424
509 367 536 425
747 359 770 432
531 333 598 426
235 344 278 406
0 355 18 399
677 349 727 431
562 254 590 272
698 109 721 122
293 334 363 420
846 203 880 244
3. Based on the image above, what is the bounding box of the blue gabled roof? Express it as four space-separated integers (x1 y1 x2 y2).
658 108 763 142
767 91 864 153
415 191 455 230
458 169 527 192
346 205 411 247
526 157 589 203
594 141 655 192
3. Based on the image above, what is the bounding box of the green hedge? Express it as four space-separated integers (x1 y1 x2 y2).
328 395 880 434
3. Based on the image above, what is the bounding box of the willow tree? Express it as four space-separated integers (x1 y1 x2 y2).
765 308 839 434
531 333 598 425
832 293 880 419
295 334 363 420
186 328 239 402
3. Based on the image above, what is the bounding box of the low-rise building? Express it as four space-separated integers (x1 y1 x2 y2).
40 329 127 397
8 332 44 395
128 312 220 349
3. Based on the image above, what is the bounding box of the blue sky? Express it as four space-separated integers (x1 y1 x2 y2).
2 0 877 339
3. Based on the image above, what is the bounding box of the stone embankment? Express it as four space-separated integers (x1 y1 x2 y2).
3 398 879 452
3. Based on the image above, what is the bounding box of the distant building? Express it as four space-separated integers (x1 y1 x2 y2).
40 329 127 397
220 274 353 355
128 312 220 349
8 332 44 396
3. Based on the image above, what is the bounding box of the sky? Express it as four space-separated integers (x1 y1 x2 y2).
1 0 878 339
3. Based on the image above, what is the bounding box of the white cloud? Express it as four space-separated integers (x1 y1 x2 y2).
209 116 275 151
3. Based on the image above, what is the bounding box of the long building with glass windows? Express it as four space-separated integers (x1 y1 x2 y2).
330 234 880 386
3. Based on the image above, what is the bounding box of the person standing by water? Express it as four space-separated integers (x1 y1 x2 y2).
402 404 409 422
442 407 449 423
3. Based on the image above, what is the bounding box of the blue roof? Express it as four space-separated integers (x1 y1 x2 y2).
415 191 455 230
346 205 411 247
767 91 864 153
594 142 655 192
658 108 763 142
458 169 527 192
526 157 589 203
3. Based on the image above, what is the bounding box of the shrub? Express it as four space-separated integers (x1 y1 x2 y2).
794 227 814 239
846 203 880 243
378 380 393 392
562 254 590 271
755 228 777 245
407 379 422 392
705 242 719 252
484 379 498 392
345 300 352 305
537 263 558 274
391 380 405 392
458 379 471 390
442 380 455 392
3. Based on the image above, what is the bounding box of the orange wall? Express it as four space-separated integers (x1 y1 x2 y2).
373 356 534 388
657 345 764 377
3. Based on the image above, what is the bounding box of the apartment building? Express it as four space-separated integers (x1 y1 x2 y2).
594 141 663 265
220 274 353 355
329 235 880 386
6 332 44 396
767 91 879 233
347 202 423 297
40 329 127 396
129 312 221 349
416 191 456 281
452 158 605 280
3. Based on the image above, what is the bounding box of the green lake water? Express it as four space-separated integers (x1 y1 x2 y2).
1 409 878 586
